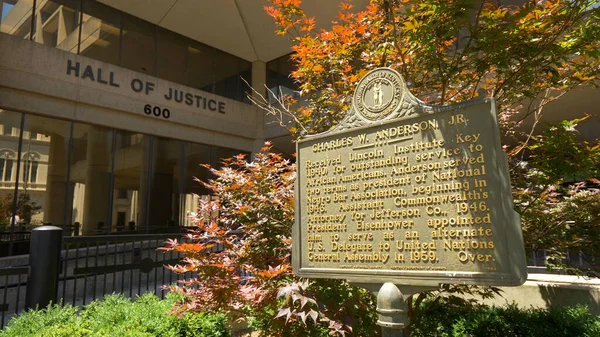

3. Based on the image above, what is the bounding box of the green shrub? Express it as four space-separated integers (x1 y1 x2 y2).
0 293 230 337
81 293 181 336
410 299 600 337
4 293 599 337
181 311 231 337
0 303 88 337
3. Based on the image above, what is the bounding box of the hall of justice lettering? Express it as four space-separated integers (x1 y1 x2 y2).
163 87 225 113
66 59 227 114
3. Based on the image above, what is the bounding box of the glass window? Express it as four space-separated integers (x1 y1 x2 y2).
187 43 252 103
2 0 254 103
70 123 113 234
117 189 127 199
56 0 80 53
29 0 80 53
157 27 187 85
238 62 252 103
0 0 34 39
122 14 155 75
140 140 246 230
0 110 22 232
214 50 252 102
0 108 21 230
111 129 142 232
0 107 253 238
116 211 125 228
213 49 238 95
267 54 299 103
0 150 15 182
212 146 248 170
142 136 179 231
4 157 13 181
187 42 214 92
180 142 211 227
17 113 70 229
21 152 40 183
36 1 60 46
79 0 121 66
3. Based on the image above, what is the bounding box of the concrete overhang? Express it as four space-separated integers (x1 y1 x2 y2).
96 0 369 63
96 0 599 148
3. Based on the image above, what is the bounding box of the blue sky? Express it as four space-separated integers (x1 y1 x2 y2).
1 4 14 21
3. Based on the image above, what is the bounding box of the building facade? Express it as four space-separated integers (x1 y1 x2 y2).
1 0 598 239
0 0 299 236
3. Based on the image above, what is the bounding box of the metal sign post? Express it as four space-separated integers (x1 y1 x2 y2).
354 282 435 337
377 283 407 337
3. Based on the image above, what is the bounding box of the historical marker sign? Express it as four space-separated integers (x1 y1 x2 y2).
293 68 527 286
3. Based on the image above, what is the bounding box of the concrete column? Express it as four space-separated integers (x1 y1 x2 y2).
57 8 73 45
81 127 111 235
251 60 267 100
33 6 43 44
43 134 70 226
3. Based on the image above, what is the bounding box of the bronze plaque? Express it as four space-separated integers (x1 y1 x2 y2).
293 68 527 286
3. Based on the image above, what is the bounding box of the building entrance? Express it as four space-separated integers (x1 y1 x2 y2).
0 109 247 240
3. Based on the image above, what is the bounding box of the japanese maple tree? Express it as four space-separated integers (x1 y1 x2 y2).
265 0 599 135
263 0 600 276
162 144 378 336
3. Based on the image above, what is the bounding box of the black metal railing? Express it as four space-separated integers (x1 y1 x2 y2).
0 225 198 258
58 234 190 306
0 225 232 328
0 266 28 327
0 232 31 242
0 227 215 328
0 232 32 256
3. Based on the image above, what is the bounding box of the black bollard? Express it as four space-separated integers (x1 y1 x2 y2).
25 226 63 310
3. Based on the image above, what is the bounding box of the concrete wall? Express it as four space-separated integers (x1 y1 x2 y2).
0 33 264 152
481 273 600 315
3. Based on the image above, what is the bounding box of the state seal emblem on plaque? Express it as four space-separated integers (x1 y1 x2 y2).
353 68 405 121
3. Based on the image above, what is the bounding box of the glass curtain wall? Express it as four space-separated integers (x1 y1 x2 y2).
79 0 121 65
18 114 70 231
147 138 211 230
0 0 34 39
0 0 253 253
267 54 299 103
0 110 24 234
122 14 155 75
157 27 187 85
266 54 300 127
112 130 143 232
70 123 113 235
0 109 248 253
0 0 252 103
